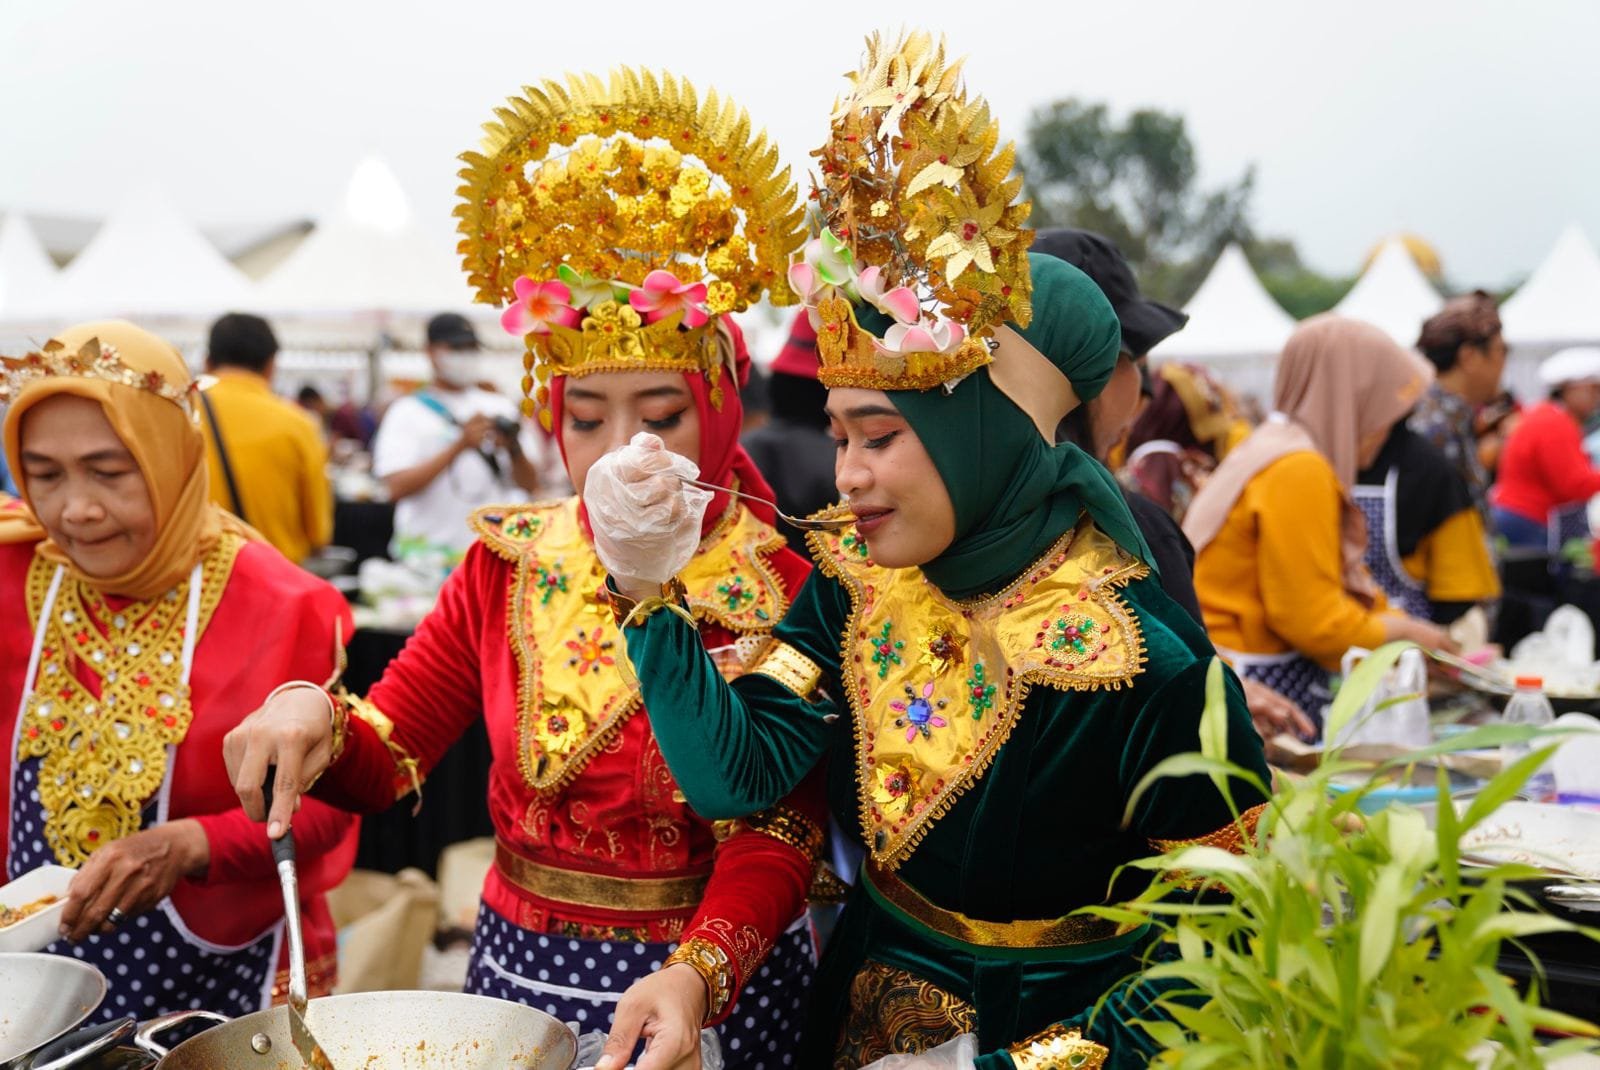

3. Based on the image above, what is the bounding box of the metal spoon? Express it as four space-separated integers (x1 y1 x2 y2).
679 478 854 531
264 768 338 1070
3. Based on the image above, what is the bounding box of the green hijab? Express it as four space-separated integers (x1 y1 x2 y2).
872 253 1152 600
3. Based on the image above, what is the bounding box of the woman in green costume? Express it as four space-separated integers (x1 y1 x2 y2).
582 32 1271 1070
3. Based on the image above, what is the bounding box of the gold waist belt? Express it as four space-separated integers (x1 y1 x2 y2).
866 863 1121 949
494 841 710 914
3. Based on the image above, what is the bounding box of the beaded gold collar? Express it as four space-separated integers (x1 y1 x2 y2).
471 497 789 793
17 535 240 866
808 511 1148 869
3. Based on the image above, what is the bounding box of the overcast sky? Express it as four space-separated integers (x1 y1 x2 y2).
3 0 1595 288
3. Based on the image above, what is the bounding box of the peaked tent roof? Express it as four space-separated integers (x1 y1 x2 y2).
1149 244 1297 360
1334 237 1442 346
42 184 254 319
256 156 482 315
0 213 61 321
1501 224 1600 345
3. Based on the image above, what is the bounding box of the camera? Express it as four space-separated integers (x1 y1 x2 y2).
492 416 521 440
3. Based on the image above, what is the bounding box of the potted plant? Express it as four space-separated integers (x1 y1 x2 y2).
1091 644 1600 1068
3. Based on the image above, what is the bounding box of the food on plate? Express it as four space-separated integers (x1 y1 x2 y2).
0 893 61 928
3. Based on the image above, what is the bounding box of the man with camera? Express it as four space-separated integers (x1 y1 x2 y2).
371 313 542 562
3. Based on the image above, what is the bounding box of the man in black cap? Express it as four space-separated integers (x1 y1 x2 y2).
1034 229 1313 741
370 312 541 561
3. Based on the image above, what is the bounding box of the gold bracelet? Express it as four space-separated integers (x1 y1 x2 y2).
328 687 424 812
263 681 344 771
606 576 694 629
1007 1025 1108 1070
740 805 825 861
746 639 823 699
662 936 735 1023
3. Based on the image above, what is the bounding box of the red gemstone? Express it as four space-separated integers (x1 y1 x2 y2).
50 719 63 731
163 715 177 728
87 831 100 842
145 706 157 718
26 726 37 738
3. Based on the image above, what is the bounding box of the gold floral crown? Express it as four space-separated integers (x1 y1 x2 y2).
794 31 1034 392
455 68 805 428
0 337 201 418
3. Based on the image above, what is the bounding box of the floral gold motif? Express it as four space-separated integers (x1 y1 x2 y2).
832 960 977 1069
807 505 1148 869
1 336 203 417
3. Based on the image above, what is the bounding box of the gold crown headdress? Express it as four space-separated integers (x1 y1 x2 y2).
796 31 1034 392
455 69 806 428
0 337 201 418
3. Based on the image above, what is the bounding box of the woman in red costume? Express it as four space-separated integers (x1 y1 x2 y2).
224 69 823 1069
0 320 357 1021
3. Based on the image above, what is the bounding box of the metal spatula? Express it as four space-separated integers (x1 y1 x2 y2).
264 768 338 1070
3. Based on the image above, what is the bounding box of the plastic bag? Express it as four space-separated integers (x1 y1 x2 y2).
570 1026 724 1070
859 1033 978 1070
1330 646 1431 749
584 433 713 584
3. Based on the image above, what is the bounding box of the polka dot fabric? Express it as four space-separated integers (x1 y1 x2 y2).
1351 482 1431 620
9 756 278 1023
463 901 815 1068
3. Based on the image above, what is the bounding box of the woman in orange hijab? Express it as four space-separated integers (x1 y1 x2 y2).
1185 315 1458 730
0 321 357 1022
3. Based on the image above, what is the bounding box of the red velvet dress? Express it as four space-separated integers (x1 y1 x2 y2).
1 534 358 1018
312 498 824 1054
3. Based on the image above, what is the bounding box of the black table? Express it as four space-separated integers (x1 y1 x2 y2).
343 626 494 877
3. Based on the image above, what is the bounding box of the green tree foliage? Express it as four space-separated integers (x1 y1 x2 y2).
1021 99 1348 317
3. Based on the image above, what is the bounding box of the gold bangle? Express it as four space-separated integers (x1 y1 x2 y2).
662 936 735 1023
746 639 823 699
607 576 694 629
1007 1025 1108 1070
740 805 825 861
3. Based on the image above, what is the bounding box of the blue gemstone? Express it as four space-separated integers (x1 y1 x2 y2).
906 698 933 724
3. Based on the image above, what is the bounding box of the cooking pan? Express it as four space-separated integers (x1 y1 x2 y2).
125 992 575 1070
0 954 106 1066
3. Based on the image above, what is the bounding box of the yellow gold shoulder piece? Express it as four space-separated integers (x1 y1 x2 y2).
681 502 791 633
469 499 573 562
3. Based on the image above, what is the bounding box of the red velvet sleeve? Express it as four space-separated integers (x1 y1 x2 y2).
313 543 501 814
681 765 827 1024
678 541 824 1023
190 797 356 889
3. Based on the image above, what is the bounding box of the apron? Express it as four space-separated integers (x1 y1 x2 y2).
464 899 816 1070
7 563 282 1023
1217 646 1331 732
1351 471 1433 621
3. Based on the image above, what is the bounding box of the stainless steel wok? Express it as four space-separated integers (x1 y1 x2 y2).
130 991 575 1070
0 954 107 1067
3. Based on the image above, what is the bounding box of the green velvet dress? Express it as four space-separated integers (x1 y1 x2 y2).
621 512 1271 1070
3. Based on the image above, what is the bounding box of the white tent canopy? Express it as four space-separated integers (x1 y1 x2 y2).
0 213 60 322
1501 224 1600 346
41 184 254 320
1150 244 1296 361
256 156 484 318
1334 238 1441 346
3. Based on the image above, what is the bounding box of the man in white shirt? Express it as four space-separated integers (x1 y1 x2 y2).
371 313 542 560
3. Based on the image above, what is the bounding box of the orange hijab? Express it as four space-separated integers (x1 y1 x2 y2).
1 320 255 600
1183 314 1434 600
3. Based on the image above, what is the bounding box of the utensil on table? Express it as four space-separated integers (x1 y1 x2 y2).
263 768 337 1070
677 478 853 531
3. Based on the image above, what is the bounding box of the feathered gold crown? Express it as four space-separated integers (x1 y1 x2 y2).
0 337 200 417
794 31 1034 392
455 68 805 428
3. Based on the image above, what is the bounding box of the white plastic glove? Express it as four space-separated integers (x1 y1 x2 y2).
584 432 713 585
858 1034 977 1070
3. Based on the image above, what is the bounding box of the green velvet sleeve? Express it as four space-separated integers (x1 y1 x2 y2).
619 568 848 820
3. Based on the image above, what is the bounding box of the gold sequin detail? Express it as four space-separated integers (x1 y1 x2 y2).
1148 802 1269 855
18 536 240 866
662 936 734 1022
747 638 824 698
1007 1025 1108 1070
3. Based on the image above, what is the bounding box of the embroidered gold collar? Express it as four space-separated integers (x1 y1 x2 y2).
18 535 241 866
471 497 790 793
807 512 1149 869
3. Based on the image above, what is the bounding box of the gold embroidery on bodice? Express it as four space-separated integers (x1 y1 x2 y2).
807 512 1149 869
470 497 789 794
17 535 241 865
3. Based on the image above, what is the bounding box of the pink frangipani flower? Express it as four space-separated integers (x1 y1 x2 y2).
501 277 581 337
628 269 710 328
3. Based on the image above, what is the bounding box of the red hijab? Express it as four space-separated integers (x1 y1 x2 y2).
551 317 779 536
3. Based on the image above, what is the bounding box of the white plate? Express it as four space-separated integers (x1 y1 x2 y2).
0 864 74 953
1450 801 1600 880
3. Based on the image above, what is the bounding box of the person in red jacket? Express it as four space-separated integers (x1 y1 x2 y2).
1491 347 1600 548
222 68 824 1070
0 320 358 1022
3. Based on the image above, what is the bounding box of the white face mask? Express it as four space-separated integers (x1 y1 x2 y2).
435 352 482 388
